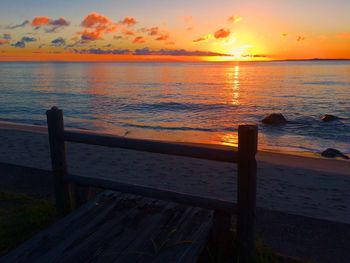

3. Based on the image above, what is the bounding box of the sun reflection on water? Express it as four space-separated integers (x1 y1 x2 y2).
220 132 238 147
231 64 240 106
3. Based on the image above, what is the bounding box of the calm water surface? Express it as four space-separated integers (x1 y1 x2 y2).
0 61 349 155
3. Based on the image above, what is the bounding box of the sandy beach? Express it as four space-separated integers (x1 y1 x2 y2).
0 121 349 224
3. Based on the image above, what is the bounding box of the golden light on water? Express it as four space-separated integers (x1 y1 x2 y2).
220 132 238 147
227 64 240 106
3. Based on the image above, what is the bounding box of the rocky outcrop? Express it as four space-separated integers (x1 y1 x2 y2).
321 148 349 160
261 113 288 125
321 114 341 122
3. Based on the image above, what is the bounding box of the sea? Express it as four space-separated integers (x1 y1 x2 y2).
0 60 349 156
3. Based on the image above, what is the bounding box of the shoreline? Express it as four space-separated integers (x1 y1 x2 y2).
0 120 348 176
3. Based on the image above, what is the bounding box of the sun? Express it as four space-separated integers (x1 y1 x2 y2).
227 45 251 59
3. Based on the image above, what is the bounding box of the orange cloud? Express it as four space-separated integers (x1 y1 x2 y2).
31 16 70 32
82 13 111 28
133 36 146 43
155 34 169 41
121 17 137 26
122 29 135 36
297 36 305 41
214 28 230 39
80 12 117 41
80 30 103 41
0 39 9 45
280 33 287 37
228 15 242 23
31 17 70 27
31 16 50 26
140 27 160 36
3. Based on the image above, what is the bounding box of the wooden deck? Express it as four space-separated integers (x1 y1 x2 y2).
2 191 214 263
1 107 256 262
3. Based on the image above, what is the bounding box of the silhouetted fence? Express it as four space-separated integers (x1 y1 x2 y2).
46 106 258 262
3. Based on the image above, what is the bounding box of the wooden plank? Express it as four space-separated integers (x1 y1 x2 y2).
2 192 213 263
237 125 258 262
209 211 233 262
71 183 91 208
64 130 238 163
51 195 169 263
1 191 123 263
46 106 71 215
119 206 212 263
66 173 237 213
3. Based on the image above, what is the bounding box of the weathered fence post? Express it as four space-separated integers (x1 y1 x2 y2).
237 125 258 262
46 106 71 215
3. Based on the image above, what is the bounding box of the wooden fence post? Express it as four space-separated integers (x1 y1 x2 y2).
46 106 71 216
237 125 258 262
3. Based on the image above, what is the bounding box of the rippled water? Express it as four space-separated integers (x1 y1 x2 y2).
0 61 349 155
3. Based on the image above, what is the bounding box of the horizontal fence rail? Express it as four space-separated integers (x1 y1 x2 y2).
66 174 237 213
64 130 238 163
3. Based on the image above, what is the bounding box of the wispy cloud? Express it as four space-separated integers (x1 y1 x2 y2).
155 34 169 41
133 36 146 43
139 26 170 41
114 35 125 40
11 36 37 48
120 17 137 27
140 27 159 36
121 29 135 36
12 41 26 48
184 16 193 31
74 48 131 55
51 37 66 47
228 15 242 23
74 47 230 56
241 54 268 58
133 47 231 56
193 34 212 43
21 36 37 42
6 20 30 29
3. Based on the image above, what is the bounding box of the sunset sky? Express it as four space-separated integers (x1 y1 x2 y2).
1 0 350 61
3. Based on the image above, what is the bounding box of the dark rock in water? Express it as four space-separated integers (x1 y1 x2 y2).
261 113 288 125
321 148 349 160
321 114 340 122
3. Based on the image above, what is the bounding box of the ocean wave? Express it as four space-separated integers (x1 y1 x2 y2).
304 81 350 86
121 122 234 132
119 102 235 112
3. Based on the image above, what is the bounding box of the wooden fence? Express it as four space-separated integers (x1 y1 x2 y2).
46 106 258 262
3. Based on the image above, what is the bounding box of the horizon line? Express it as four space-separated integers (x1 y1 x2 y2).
0 58 350 63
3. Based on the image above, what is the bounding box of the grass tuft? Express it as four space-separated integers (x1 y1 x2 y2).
0 191 56 255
